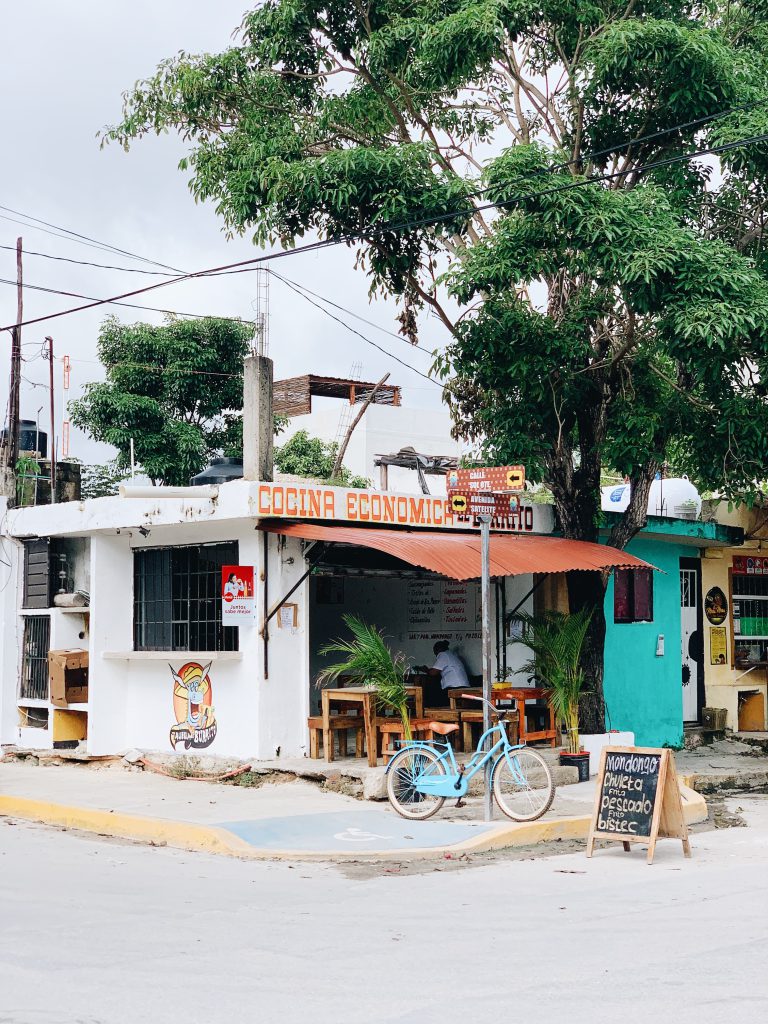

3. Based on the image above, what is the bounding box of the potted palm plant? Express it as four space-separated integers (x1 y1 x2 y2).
510 607 593 781
317 615 412 741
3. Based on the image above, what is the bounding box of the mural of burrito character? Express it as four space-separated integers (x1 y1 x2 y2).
169 661 217 750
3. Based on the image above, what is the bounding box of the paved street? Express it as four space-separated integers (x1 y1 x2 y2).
1 798 766 1024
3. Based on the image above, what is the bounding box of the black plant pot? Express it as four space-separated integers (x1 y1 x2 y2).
559 750 590 782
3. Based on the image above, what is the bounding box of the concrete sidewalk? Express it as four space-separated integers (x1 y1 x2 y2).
0 759 708 861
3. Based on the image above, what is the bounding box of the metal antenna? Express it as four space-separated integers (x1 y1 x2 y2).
252 267 270 356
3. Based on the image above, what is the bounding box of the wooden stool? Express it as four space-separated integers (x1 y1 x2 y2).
461 710 519 751
308 715 365 759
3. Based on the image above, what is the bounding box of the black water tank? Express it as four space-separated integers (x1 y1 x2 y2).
190 457 244 485
0 419 47 457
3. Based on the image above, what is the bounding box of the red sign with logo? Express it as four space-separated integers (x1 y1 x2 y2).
733 556 768 576
221 565 256 624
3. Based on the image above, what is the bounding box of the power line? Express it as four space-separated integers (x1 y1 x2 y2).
0 204 183 273
267 269 434 354
0 243 175 276
0 276 255 325
5 127 768 335
268 272 441 386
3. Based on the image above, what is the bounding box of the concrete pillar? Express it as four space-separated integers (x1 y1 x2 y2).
243 354 274 482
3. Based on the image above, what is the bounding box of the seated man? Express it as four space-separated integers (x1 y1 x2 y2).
421 640 470 708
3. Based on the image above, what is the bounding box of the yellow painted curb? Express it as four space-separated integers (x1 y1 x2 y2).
0 795 254 858
0 782 708 862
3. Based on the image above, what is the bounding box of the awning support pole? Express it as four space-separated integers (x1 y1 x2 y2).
505 573 550 623
262 542 328 628
480 516 493 823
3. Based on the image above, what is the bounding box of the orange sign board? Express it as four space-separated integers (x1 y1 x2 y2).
255 482 544 533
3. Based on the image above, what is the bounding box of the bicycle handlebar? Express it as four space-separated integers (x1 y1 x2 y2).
460 693 508 719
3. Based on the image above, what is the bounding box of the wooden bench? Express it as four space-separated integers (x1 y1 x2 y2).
308 715 365 759
460 709 519 752
378 718 459 762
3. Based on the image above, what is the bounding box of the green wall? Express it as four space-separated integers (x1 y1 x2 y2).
603 537 689 748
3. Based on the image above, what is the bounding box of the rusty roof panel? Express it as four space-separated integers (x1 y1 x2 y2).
259 522 654 580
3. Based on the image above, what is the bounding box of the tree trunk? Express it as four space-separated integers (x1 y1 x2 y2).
567 569 608 735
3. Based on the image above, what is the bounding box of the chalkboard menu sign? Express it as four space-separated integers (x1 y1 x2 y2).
595 749 660 838
587 747 692 865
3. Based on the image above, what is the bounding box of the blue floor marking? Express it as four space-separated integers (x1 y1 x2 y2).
217 809 494 852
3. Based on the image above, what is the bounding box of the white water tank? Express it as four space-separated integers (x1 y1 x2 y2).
601 476 701 520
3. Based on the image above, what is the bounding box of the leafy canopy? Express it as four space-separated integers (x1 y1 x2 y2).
104 1 768 728
105 1 768 530
69 315 253 486
275 429 369 487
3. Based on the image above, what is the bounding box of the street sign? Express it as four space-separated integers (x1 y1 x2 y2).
447 465 525 493
450 492 519 517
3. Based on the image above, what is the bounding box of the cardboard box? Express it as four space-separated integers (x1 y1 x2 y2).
48 648 89 707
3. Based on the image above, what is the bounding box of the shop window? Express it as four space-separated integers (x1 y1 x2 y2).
20 614 51 699
614 568 653 623
732 570 768 666
133 542 239 652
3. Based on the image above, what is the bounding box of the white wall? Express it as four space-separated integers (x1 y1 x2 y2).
283 403 463 493
85 522 310 761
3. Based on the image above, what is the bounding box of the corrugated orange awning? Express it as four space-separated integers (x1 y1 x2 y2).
259 521 653 581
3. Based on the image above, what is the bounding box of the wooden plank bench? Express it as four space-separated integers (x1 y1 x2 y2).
460 709 519 752
378 717 460 762
308 715 365 759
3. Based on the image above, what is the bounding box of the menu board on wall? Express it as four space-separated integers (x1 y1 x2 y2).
406 580 480 637
406 580 443 629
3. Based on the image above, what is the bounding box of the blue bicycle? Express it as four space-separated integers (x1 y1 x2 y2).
386 694 555 822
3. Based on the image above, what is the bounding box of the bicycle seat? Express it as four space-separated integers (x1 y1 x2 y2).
428 722 459 736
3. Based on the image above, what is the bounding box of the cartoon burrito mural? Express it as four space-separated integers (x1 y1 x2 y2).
169 661 217 750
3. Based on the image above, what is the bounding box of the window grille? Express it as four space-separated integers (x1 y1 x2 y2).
133 542 239 652
20 615 51 700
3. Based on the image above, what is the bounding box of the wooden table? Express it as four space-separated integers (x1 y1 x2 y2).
448 686 557 746
321 684 424 767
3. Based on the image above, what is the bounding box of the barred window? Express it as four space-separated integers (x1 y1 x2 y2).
20 614 51 699
133 543 239 652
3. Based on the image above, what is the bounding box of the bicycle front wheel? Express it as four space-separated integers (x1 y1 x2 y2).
386 746 446 820
492 747 554 822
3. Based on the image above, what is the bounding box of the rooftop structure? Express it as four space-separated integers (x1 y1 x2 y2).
274 374 402 417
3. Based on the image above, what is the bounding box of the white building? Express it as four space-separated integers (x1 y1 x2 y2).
0 479 562 761
275 373 463 493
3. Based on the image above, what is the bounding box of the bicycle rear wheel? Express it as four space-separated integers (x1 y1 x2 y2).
386 746 446 820
492 747 554 822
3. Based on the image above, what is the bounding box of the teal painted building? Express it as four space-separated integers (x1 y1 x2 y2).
601 517 741 748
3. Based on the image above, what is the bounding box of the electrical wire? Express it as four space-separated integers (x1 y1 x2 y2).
4 127 768 335
0 203 183 273
0 243 176 276
270 273 441 386
0 276 256 325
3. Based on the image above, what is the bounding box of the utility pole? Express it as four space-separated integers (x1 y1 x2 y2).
480 514 493 822
45 336 56 503
2 238 24 502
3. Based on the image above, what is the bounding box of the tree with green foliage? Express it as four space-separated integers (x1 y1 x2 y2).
275 429 369 487
70 315 253 485
105 1 768 731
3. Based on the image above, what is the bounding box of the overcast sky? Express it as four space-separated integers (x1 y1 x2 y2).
0 2 446 464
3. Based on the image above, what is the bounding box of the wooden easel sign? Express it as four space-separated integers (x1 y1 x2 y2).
586 746 691 865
